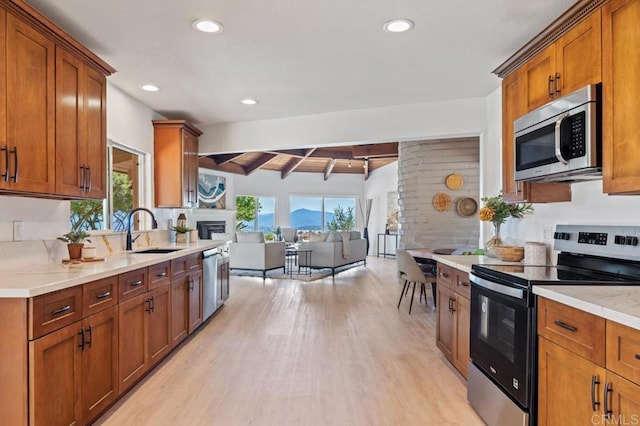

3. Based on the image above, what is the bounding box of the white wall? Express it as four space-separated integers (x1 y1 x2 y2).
363 162 398 255
233 169 365 229
199 98 487 154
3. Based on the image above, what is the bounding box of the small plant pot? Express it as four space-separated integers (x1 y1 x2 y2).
176 232 190 244
67 243 84 260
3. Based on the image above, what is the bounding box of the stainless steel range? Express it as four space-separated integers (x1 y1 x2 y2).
467 225 640 426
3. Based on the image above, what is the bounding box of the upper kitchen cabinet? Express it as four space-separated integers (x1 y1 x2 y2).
524 11 602 111
2 12 55 194
602 0 640 194
502 68 571 203
55 48 107 199
0 1 114 199
153 120 203 208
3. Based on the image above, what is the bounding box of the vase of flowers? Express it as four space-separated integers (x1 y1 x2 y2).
478 194 533 257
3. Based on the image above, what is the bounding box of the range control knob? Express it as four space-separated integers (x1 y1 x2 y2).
615 235 627 245
554 232 571 240
626 236 639 246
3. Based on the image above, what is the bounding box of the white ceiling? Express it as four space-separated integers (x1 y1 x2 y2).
28 0 575 127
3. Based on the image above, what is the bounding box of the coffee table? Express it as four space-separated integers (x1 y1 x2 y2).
285 248 313 277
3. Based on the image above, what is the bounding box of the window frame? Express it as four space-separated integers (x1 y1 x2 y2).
235 194 277 233
289 195 358 232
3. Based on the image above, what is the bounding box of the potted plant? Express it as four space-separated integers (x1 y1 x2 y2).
57 230 91 260
171 224 193 244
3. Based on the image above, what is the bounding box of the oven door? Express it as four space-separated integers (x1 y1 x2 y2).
469 272 532 408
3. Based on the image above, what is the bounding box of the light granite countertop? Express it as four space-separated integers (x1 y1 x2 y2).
0 240 229 298
430 254 516 273
533 285 640 331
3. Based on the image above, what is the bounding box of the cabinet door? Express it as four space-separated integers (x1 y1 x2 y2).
83 66 107 199
436 285 455 361
188 270 203 334
55 48 85 197
82 306 118 424
118 293 148 393
147 284 171 367
29 322 83 426
4 13 55 194
220 260 230 301
524 44 556 111
171 277 188 348
183 130 199 208
538 337 605 426
453 295 470 379
606 371 640 424
602 0 640 194
555 10 602 96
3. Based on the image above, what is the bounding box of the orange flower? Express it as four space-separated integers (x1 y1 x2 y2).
478 206 495 222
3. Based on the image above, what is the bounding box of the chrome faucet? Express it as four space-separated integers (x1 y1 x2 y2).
125 208 158 251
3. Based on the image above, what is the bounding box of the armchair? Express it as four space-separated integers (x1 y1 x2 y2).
229 232 285 280
281 227 298 243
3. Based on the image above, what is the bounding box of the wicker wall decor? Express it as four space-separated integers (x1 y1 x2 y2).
432 192 451 211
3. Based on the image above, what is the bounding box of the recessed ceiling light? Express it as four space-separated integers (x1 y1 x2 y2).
383 19 414 33
140 84 159 92
192 19 224 33
241 98 258 105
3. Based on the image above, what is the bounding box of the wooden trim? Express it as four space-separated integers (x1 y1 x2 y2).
208 153 245 166
151 120 203 137
363 159 369 181
2 0 115 75
324 159 336 181
281 148 316 179
0 298 28 426
244 153 277 175
352 142 398 158
493 0 608 77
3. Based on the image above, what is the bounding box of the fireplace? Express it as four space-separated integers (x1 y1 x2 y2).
197 221 227 239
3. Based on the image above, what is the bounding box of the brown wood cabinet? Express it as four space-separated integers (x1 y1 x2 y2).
537 297 640 425
435 263 471 378
147 284 172 367
170 275 188 348
118 291 148 392
602 0 640 194
218 254 230 302
55 47 106 199
153 120 202 208
188 270 203 334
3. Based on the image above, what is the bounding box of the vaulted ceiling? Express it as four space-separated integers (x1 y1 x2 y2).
199 142 398 180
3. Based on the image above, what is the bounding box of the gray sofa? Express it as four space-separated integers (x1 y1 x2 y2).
230 232 286 279
298 231 367 276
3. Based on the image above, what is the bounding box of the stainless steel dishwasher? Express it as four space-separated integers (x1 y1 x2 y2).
202 248 219 321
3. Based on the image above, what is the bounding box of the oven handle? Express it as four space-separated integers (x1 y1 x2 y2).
554 112 570 165
469 272 525 300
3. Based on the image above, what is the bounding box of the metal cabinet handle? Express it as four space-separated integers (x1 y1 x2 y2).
86 325 93 348
553 320 577 332
145 297 153 313
603 381 613 418
548 75 554 98
450 297 456 313
554 112 570 165
80 165 86 189
635 353 640 360
156 272 167 278
189 278 194 290
96 291 111 300
78 327 85 351
457 280 469 287
86 166 91 192
1 145 8 182
440 271 449 278
554 72 561 95
150 296 155 313
591 375 600 411
9 147 17 182
130 280 143 287
52 305 71 316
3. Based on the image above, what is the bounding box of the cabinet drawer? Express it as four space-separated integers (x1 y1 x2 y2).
171 256 189 278
118 268 149 302
454 269 471 299
83 276 118 317
187 252 201 272
149 261 171 289
607 320 640 386
538 297 605 366
30 286 82 339
436 263 455 290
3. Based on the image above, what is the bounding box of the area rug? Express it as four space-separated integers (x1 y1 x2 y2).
230 263 361 282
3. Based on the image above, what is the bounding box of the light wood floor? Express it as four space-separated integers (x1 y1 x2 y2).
96 256 483 426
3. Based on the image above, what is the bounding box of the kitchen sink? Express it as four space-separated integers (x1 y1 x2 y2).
132 248 183 254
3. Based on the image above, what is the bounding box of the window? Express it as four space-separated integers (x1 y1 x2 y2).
235 195 275 233
290 196 357 231
69 144 142 231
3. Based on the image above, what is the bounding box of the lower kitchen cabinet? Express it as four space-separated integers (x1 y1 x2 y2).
29 305 118 426
219 255 230 302
435 263 471 378
188 270 203 334
147 284 172 367
170 276 188 348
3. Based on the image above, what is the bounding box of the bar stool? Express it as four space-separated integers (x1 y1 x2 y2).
397 250 437 314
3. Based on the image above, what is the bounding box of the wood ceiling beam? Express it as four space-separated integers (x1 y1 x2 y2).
309 149 354 160
352 142 399 158
244 153 278 175
363 159 369 181
199 157 246 174
269 149 307 157
280 148 316 179
208 153 245 165
324 159 336 181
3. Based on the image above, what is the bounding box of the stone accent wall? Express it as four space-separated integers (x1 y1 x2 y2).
398 137 480 249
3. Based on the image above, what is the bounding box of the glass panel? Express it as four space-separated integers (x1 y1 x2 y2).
70 199 104 231
257 197 275 233
235 195 258 232
110 147 139 231
324 197 356 231
478 295 516 363
290 196 323 231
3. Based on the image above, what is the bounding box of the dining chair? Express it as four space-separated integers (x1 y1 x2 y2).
397 250 437 314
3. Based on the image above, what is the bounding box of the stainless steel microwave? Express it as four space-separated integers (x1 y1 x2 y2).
514 84 601 183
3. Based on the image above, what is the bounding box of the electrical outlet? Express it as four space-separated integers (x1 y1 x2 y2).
543 225 553 242
13 220 24 241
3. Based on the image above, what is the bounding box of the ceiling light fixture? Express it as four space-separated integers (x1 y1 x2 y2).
383 19 414 33
192 19 224 33
140 84 159 92
241 98 258 105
